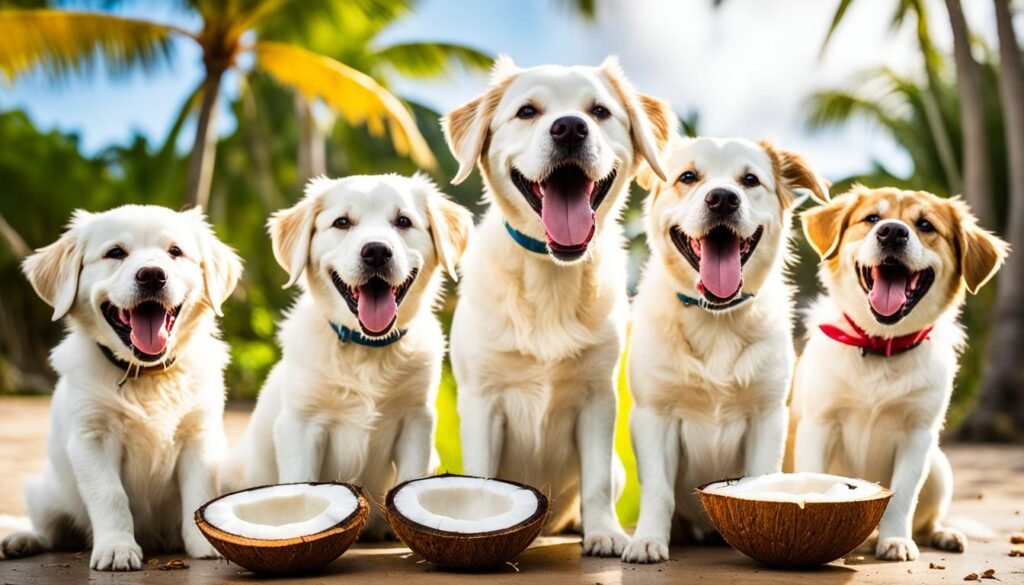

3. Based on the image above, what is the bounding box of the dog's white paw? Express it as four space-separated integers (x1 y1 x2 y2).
930 528 966 553
875 536 919 561
1 531 46 559
582 529 630 557
621 536 669 564
91 538 143 571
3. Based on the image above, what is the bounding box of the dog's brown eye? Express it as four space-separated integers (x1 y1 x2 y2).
916 218 935 233
590 104 611 120
516 105 538 119
333 216 351 230
741 173 760 188
864 214 881 224
679 170 699 184
395 215 412 229
168 245 183 258
104 246 127 260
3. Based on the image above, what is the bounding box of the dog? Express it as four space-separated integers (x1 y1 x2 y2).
792 186 1008 561
441 55 673 556
1 206 241 571
221 174 471 540
622 137 829 563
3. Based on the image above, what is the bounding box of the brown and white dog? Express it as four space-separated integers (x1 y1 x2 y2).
792 186 1008 561
442 56 673 556
624 137 828 563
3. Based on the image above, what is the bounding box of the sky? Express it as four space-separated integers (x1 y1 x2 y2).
0 0 1013 182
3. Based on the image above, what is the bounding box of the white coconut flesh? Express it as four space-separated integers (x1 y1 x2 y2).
203 483 359 540
703 472 883 509
392 476 540 534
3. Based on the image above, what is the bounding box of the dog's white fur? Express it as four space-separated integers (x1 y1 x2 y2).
222 174 471 540
442 56 673 556
792 186 1008 561
623 137 828 563
2 206 241 570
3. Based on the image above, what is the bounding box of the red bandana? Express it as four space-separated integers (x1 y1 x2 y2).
819 314 933 357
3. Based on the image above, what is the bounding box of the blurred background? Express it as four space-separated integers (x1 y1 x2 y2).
1 0 1022 525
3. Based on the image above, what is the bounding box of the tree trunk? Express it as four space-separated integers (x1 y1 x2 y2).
960 0 1024 442
0 212 30 259
944 0 995 228
184 66 225 209
295 94 326 184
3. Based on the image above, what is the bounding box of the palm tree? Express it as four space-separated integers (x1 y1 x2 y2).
260 0 491 182
0 1 436 209
960 0 1024 442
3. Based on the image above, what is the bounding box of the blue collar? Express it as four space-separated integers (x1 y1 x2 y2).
329 322 406 348
504 221 549 255
676 291 754 311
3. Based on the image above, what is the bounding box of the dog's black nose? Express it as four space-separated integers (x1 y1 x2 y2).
876 223 909 249
550 115 588 146
705 188 741 215
361 242 393 269
135 266 167 292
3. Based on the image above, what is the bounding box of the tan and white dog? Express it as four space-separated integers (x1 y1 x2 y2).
442 56 673 556
792 186 1007 561
222 174 471 539
623 137 828 563
2 206 241 570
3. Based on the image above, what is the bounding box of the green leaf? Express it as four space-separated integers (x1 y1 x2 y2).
373 42 492 79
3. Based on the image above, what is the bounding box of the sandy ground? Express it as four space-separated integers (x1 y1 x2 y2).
1 395 1022 585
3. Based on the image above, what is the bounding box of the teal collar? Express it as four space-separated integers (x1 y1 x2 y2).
504 221 548 254
330 321 406 347
676 291 754 311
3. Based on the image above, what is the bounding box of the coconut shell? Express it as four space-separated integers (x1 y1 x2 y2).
698 478 892 568
385 474 549 570
195 482 368 575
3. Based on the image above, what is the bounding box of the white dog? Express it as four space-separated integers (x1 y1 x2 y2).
442 56 673 556
793 186 1007 561
623 137 828 563
2 206 241 571
222 174 471 540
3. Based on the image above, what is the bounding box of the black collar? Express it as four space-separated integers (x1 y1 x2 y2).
676 291 754 311
98 344 176 385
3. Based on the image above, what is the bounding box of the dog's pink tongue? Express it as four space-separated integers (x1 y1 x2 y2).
357 281 397 335
539 174 596 247
869 266 907 317
699 234 742 299
129 304 169 355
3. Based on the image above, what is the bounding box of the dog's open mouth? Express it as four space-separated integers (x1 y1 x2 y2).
857 260 935 324
511 165 616 260
101 300 181 361
670 225 763 303
332 269 418 337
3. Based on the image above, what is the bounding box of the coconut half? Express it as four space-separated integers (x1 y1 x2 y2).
385 474 549 569
195 482 368 575
698 472 892 568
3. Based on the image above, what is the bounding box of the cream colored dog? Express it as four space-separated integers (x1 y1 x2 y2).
2 206 241 570
442 56 673 556
623 137 828 563
793 186 1007 561
222 174 471 540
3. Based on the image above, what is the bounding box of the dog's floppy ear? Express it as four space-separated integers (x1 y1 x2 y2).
760 140 830 206
949 198 1008 294
442 56 518 185
801 193 857 260
22 211 90 321
600 55 672 182
424 178 474 281
187 208 243 316
268 180 326 288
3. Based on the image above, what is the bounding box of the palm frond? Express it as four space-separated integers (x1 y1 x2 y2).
820 0 855 54
0 10 184 83
252 40 435 168
373 42 492 79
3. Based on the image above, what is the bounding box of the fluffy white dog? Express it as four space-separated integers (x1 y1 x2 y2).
623 137 828 563
793 186 1007 561
222 174 471 539
2 206 241 570
442 56 673 556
